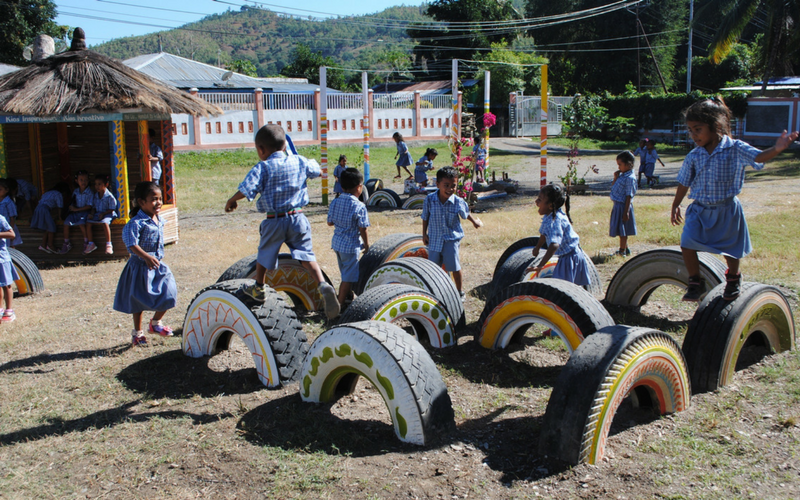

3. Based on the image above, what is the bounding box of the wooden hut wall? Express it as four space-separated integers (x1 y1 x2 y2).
124 121 144 206
3 124 33 184
38 124 61 197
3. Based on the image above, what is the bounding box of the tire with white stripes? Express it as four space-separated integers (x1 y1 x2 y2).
365 178 383 196
402 193 428 210
355 233 428 294
10 248 44 295
367 188 403 208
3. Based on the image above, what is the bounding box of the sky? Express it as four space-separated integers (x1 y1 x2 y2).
55 0 426 46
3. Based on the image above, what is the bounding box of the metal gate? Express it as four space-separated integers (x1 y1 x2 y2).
509 92 574 137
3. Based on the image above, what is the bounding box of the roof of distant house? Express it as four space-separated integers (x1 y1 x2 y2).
721 76 800 92
371 79 480 94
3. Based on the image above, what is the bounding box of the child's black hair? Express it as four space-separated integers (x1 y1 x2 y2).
617 150 636 167
5 178 17 197
75 169 89 179
684 96 732 137
94 173 111 184
392 132 404 142
255 124 286 151
130 181 161 217
540 184 567 221
339 167 363 191
436 166 458 182
0 178 10 193
148 128 157 138
338 154 347 163
425 147 438 157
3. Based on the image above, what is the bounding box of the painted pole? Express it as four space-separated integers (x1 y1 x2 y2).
362 71 370 181
540 64 548 188
484 70 490 169
109 120 131 223
686 0 693 93
320 66 328 206
161 120 176 206
138 121 151 182
451 59 459 150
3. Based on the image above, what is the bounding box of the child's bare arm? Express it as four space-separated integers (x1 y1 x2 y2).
622 195 632 222
755 130 800 163
359 227 369 252
422 219 429 245
327 221 335 226
128 244 160 269
0 228 14 240
466 214 483 228
527 243 558 273
671 185 689 225
225 192 246 212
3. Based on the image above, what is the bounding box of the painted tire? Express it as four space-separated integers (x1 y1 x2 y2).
402 193 428 210
365 178 383 196
367 188 403 208
478 280 614 353
520 254 603 298
339 284 457 348
300 320 455 445
682 282 795 393
355 233 428 294
363 257 465 332
539 325 691 465
493 237 539 275
217 253 333 312
10 248 44 295
605 246 727 306
489 250 537 300
182 279 309 387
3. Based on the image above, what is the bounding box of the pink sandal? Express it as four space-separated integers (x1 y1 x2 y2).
148 320 174 337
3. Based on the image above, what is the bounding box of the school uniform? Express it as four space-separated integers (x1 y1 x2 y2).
113 210 177 314
633 147 646 174
64 187 93 226
238 151 321 270
539 209 592 286
421 191 469 272
332 164 346 195
642 149 660 178
87 190 118 225
328 193 370 283
0 215 19 287
609 170 638 237
150 142 164 183
415 156 435 184
677 135 763 259
396 141 413 168
0 196 21 246
31 190 64 233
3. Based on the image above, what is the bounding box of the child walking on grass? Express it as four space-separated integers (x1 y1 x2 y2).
641 139 666 187
332 154 347 198
225 124 340 319
671 97 799 302
610 151 638 256
393 132 414 180
32 182 68 254
327 168 370 308
0 214 18 323
113 182 177 346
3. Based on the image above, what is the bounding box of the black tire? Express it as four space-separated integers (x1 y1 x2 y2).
10 248 44 295
365 178 384 196
489 250 537 301
338 284 458 348
300 320 455 445
367 188 403 208
493 237 539 276
217 254 258 283
539 325 691 465
682 282 795 394
356 233 427 294
477 279 614 353
358 187 369 205
605 246 727 306
182 279 309 387
362 257 465 332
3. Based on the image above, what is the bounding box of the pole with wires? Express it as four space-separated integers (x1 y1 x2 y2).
540 64 548 188
451 59 459 148
320 66 328 206
362 71 370 181
484 71 490 172
686 0 693 93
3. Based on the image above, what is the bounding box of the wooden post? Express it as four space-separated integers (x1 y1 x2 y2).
56 123 71 182
190 88 202 146
138 121 151 181
109 120 130 224
320 67 328 205
540 64 548 188
0 125 7 178
28 124 44 196
161 120 175 206
254 88 264 130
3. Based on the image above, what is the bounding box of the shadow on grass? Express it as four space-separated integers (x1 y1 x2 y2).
0 345 131 374
117 350 265 399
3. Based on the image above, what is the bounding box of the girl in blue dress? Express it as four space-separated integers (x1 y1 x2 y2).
0 179 21 247
0 214 19 323
60 170 93 254
414 148 438 187
31 182 69 254
392 132 414 180
610 151 638 256
113 181 177 346
527 184 592 286
332 154 347 198
85 174 118 255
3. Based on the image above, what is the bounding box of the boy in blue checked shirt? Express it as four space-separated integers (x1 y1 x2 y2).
421 166 483 301
327 168 370 307
225 124 340 319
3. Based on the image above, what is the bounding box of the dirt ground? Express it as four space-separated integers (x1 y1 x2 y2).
1 143 799 499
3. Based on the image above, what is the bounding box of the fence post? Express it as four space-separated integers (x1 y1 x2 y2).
254 88 264 131
314 88 321 142
190 88 201 146
413 91 421 140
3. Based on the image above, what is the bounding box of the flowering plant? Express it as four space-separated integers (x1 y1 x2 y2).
482 112 496 130
558 137 599 189
450 136 475 201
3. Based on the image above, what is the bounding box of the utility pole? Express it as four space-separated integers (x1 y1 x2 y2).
686 0 694 93
637 17 669 93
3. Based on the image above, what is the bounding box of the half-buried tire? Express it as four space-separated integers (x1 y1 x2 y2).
401 193 427 210
10 248 44 295
493 237 539 275
182 279 309 388
491 249 602 300
365 178 383 196
355 233 428 294
300 320 455 445
539 325 691 465
478 280 614 354
367 188 403 208
682 282 795 394
339 284 458 348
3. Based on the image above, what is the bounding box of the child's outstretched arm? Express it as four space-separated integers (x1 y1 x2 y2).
466 213 483 228
527 242 558 274
225 192 246 212
0 228 14 240
671 185 689 225
359 227 370 253
755 130 800 163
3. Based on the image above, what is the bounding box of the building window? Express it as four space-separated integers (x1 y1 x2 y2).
423 118 427 128
385 119 389 129
342 119 347 131
238 122 244 133
401 118 406 129
206 123 211 134
287 121 292 132
298 121 303 132
227 122 233 134
215 122 221 134
248 122 253 133
332 120 337 130
181 123 188 135
394 118 398 129
351 119 356 130
438 118 442 128
307 120 312 131
377 119 382 129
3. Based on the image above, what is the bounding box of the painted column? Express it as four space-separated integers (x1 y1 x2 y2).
161 120 175 206
57 123 71 182
109 120 130 224
368 89 374 140
320 67 328 205
28 124 43 195
457 91 463 141
254 88 264 130
362 72 370 181
450 59 458 148
314 88 321 141
540 64 548 188
484 71 490 169
190 88 202 146
138 121 151 182
413 91 421 139
0 125 7 178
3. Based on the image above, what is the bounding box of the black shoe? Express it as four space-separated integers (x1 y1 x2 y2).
682 276 705 302
723 271 742 301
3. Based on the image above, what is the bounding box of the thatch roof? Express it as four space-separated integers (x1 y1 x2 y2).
0 29 222 117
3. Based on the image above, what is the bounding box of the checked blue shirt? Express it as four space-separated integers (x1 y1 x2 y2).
610 170 637 202
677 135 763 204
421 191 469 252
328 193 370 254
539 209 581 256
92 190 118 218
238 152 321 214
123 210 165 260
72 187 93 208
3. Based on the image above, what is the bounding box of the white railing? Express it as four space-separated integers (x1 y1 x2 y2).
327 93 363 109
198 92 254 111
420 94 452 109
263 93 314 110
373 93 415 109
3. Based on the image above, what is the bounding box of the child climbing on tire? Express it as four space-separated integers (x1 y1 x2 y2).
671 97 799 302
610 151 638 256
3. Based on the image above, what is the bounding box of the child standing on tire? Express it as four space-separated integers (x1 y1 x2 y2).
225 124 340 319
393 132 414 180
671 97 799 302
0 214 18 323
421 166 483 301
526 184 593 287
415 148 438 187
610 151 638 256
113 182 177 346
327 168 370 308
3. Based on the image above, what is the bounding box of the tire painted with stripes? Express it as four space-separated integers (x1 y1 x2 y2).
605 246 727 306
182 279 309 387
300 320 455 445
10 248 44 295
355 233 428 294
493 237 539 276
682 282 795 393
402 193 427 210
478 280 614 354
363 257 465 332
539 325 691 465
517 254 603 298
217 253 333 312
367 188 403 208
339 284 457 348
365 178 383 196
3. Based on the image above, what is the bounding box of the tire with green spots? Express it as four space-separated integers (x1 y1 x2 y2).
362 257 465 332
339 284 458 348
299 320 455 445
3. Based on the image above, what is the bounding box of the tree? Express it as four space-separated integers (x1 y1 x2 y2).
280 44 346 90
0 0 67 66
228 59 258 77
470 42 547 107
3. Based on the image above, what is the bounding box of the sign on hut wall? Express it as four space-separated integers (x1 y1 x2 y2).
0 113 171 124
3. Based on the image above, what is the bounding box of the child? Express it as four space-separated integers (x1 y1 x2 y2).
642 139 666 187
415 148 438 187
15 178 39 215
610 151 638 256
671 97 799 302
113 181 177 346
0 214 18 323
0 179 21 247
421 166 483 300
393 132 414 180
633 139 647 186
332 154 347 198
31 182 68 254
472 137 487 183
526 184 593 287
149 128 163 186
327 167 370 307
225 124 340 319
60 170 93 254
86 174 118 255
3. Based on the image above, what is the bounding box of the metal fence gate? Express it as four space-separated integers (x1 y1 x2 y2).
509 92 574 137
